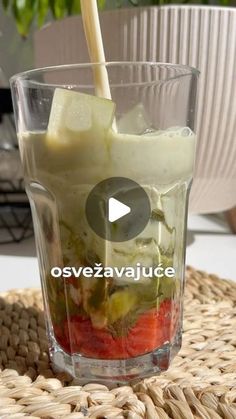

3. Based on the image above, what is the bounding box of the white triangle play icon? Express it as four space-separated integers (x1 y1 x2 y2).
108 197 131 223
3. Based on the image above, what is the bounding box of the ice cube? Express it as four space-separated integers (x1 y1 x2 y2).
118 103 150 135
47 88 116 141
180 127 193 137
65 99 92 132
165 126 194 138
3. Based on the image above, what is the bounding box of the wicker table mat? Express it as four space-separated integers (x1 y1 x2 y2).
0 266 236 419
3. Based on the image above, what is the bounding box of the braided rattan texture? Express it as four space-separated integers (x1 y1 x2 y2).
0 266 236 418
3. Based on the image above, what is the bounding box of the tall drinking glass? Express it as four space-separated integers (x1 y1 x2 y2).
11 63 199 384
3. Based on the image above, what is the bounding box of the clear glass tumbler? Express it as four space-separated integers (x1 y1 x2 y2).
10 62 199 384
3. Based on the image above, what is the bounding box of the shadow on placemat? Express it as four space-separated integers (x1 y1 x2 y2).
0 266 235 418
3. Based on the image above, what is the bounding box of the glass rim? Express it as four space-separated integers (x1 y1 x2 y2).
10 61 200 86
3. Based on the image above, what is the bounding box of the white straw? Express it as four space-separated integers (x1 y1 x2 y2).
80 0 112 100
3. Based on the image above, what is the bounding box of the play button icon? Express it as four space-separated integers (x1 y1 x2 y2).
85 177 151 242
108 198 131 222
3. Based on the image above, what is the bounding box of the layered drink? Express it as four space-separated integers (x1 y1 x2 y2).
19 86 196 367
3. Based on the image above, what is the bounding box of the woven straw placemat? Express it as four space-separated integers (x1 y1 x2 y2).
0 266 236 419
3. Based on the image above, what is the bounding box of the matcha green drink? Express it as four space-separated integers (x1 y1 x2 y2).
11 62 198 382
20 87 195 360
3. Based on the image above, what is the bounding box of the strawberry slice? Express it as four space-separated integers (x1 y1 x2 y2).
53 299 180 359
54 323 71 353
125 308 163 357
126 300 180 357
82 328 127 359
61 315 127 359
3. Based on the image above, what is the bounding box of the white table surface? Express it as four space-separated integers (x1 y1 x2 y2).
0 214 235 292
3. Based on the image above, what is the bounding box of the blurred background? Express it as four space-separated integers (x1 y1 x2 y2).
1 0 236 77
0 0 236 290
